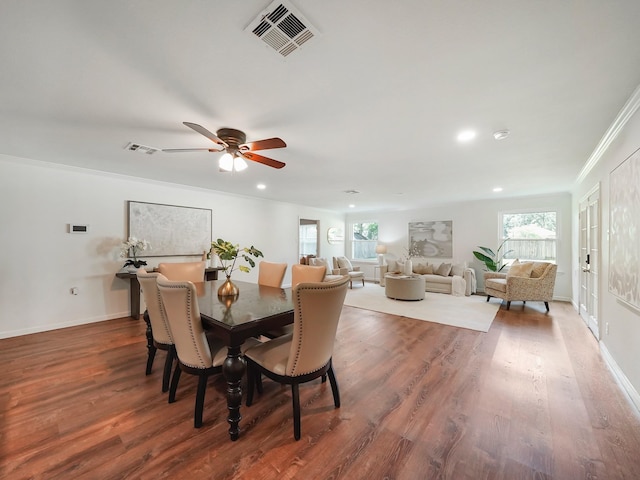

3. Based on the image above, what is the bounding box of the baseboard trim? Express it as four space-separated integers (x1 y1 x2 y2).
600 342 640 417
0 312 136 339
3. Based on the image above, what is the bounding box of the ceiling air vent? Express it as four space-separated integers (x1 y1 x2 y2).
124 142 159 155
245 0 319 58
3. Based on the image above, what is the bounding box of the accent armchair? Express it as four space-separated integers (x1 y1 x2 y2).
484 261 557 311
332 256 365 288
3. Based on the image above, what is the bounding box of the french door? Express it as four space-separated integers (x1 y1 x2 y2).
579 186 600 339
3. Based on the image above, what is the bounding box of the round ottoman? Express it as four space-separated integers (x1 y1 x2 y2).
384 274 425 301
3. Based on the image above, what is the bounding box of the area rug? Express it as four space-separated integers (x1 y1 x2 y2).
343 282 499 332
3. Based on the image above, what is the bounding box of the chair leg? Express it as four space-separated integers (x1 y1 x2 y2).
194 374 208 428
291 383 301 441
146 345 157 375
321 374 327 383
246 363 255 407
168 364 181 403
545 301 550 312
161 347 175 393
486 295 491 302
144 310 155 375
256 372 263 394
327 364 341 408
361 278 365 287
506 301 511 310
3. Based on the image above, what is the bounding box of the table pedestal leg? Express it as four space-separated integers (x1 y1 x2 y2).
223 345 245 441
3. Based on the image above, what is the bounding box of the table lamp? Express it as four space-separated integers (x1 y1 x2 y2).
375 244 387 265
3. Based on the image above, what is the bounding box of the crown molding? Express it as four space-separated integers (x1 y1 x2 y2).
577 84 640 184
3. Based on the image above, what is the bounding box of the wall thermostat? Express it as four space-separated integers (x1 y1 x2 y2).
68 224 89 234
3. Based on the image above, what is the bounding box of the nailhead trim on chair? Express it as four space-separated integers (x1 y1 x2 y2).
289 279 347 376
161 282 209 370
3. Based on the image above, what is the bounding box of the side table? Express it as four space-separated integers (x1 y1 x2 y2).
384 274 425 301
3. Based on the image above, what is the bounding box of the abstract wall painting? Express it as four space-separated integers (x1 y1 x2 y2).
408 221 453 258
609 147 640 310
128 201 212 257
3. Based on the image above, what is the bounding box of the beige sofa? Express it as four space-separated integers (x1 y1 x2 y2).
380 259 476 296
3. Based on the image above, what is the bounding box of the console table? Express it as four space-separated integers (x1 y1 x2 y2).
115 266 224 319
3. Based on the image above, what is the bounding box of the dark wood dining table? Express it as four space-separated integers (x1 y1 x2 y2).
196 279 294 441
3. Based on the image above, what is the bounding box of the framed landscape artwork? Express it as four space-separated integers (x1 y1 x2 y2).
128 201 212 257
408 221 453 258
609 147 640 310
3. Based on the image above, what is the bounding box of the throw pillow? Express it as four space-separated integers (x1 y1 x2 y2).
450 263 465 277
507 261 534 278
436 262 452 277
414 263 426 274
530 262 548 278
336 256 353 271
386 260 398 273
310 257 331 274
423 264 434 274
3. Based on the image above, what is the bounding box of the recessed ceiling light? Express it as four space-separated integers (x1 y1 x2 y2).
257 183 266 190
349 204 355 208
457 130 476 142
493 187 503 192
493 130 510 140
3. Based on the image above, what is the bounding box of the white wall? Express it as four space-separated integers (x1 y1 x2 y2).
0 155 345 338
346 193 572 300
572 96 640 406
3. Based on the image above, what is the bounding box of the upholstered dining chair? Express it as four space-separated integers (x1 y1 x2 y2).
291 264 326 286
136 270 175 393
157 261 206 283
263 264 327 339
258 261 288 288
244 275 349 440
156 277 259 428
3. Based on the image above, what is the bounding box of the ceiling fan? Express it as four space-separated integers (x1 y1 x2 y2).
163 122 286 171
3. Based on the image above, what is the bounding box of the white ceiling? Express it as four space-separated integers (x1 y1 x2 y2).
2 1 640 213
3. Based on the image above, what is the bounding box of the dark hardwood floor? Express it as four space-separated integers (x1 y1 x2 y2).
2 299 640 479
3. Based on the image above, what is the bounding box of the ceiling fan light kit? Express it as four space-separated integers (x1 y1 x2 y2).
163 122 287 171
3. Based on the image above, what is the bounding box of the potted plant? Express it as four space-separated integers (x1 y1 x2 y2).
473 239 513 272
210 239 263 297
120 237 150 271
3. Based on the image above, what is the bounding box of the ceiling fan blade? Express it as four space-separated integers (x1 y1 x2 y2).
239 137 286 152
241 151 286 169
183 122 229 148
162 147 224 153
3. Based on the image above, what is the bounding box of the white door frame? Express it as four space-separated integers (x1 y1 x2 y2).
578 184 600 339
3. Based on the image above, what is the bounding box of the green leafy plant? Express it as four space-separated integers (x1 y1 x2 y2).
473 239 513 272
210 238 263 277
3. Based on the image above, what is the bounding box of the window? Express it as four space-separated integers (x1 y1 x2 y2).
299 219 318 257
501 211 557 263
351 222 378 260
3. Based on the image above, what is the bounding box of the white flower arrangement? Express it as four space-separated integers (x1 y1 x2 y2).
120 237 150 267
